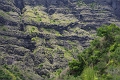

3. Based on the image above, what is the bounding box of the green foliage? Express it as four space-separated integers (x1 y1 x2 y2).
2 27 7 31
69 60 81 71
0 65 25 80
109 43 117 52
38 64 43 69
91 38 100 47
106 65 120 80
0 10 16 22
68 24 120 79
81 67 98 80
0 26 8 31
0 67 12 80
69 57 85 76
54 69 62 78
115 35 120 43
89 2 96 9
31 37 39 42
63 75 82 80
97 24 120 42
26 25 39 34
113 47 120 62
77 0 84 7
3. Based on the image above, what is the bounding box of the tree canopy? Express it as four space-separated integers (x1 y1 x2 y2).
69 24 120 80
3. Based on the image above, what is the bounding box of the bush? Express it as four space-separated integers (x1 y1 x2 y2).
69 59 84 76
81 67 98 80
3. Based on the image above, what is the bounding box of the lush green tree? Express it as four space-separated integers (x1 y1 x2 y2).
69 58 85 76
68 24 120 79
97 24 120 42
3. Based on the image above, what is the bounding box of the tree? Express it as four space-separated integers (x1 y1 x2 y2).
97 24 120 42
68 24 120 79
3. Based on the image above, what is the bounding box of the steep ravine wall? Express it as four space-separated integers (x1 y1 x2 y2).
0 0 120 80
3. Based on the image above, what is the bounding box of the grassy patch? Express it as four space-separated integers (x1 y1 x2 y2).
23 6 78 26
25 25 39 34
0 26 8 31
40 28 61 36
81 67 98 80
0 10 16 22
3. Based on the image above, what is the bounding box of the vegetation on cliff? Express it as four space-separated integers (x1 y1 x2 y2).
68 24 120 80
0 0 120 80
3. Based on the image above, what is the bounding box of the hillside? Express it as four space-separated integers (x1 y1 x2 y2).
68 24 120 80
0 0 120 80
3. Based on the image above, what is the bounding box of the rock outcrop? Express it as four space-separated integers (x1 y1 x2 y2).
0 0 120 80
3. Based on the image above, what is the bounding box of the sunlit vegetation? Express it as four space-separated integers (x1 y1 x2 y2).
68 24 120 80
0 65 25 80
23 6 78 26
25 25 39 34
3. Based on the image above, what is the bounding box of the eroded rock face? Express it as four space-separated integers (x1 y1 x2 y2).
0 0 120 80
14 0 24 13
0 0 120 17
114 0 120 18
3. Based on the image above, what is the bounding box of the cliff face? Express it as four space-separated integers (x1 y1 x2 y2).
0 0 120 80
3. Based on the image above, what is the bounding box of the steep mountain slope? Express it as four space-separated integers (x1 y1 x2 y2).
0 0 120 80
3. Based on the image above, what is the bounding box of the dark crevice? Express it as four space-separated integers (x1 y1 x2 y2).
14 0 25 14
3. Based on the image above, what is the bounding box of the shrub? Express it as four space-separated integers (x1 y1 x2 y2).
0 68 12 80
69 57 85 76
81 67 98 80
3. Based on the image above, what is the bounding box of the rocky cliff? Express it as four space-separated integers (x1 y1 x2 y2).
0 0 120 80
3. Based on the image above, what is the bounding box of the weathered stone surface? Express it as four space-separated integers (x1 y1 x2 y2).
0 0 120 80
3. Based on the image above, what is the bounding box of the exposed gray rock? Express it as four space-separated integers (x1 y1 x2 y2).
0 0 120 80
